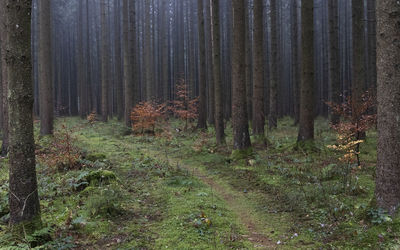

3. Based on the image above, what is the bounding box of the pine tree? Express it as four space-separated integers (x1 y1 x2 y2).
232 0 251 152
38 0 54 135
297 0 314 143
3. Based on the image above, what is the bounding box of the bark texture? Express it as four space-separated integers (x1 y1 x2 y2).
328 0 340 125
100 0 109 122
252 0 265 136
0 6 9 156
38 0 53 135
269 0 278 129
123 0 134 127
212 0 225 145
197 0 208 129
5 0 41 225
351 0 366 121
232 0 251 150
375 0 400 214
297 0 314 142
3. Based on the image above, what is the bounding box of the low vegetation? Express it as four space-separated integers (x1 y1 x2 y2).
0 116 396 249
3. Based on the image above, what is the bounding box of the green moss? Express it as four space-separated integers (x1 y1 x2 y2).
85 153 107 162
86 170 117 186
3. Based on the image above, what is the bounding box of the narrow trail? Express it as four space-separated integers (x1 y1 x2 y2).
147 149 276 249
189 166 275 249
92 132 276 248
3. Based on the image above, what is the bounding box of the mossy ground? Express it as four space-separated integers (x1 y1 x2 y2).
0 116 397 249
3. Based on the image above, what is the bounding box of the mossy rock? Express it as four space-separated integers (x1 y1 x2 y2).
85 153 107 162
86 170 117 186
231 147 254 162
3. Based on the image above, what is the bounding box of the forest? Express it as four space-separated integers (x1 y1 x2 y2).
0 0 399 249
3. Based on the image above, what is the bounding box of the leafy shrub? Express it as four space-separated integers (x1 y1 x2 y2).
131 101 166 135
37 123 81 171
169 79 198 130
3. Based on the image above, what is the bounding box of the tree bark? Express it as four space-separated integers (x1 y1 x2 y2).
252 0 265 136
351 0 366 121
292 0 300 125
367 0 376 89
232 0 251 151
114 0 123 120
0 6 9 156
197 0 207 129
212 0 225 145
5 0 41 226
269 0 278 129
297 0 314 142
123 0 134 127
329 0 341 125
100 0 109 122
375 0 400 215
38 0 53 135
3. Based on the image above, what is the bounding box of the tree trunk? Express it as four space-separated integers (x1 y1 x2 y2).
5 0 41 227
367 0 376 89
38 0 53 135
297 0 314 142
100 0 109 122
329 0 341 125
269 0 278 129
205 0 215 125
0 6 9 156
351 0 366 121
375 0 400 215
292 0 300 125
123 0 134 127
144 0 152 100
212 0 225 145
232 0 251 151
114 0 123 120
77 0 87 119
245 0 252 121
197 0 207 129
252 0 265 136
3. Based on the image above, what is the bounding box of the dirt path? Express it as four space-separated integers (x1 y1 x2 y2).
148 149 276 249
188 166 275 249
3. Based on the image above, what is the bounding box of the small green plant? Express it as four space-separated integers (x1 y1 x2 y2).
85 185 125 217
368 208 392 225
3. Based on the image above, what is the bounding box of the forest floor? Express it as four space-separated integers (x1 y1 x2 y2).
0 117 399 249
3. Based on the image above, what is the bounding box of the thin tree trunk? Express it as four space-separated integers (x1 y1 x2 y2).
197 0 208 129
38 0 53 135
292 0 300 125
351 0 366 122
123 0 134 127
0 6 9 156
212 0 225 145
100 0 109 122
297 0 314 142
252 0 265 136
269 0 278 129
114 0 123 120
232 0 251 151
329 0 341 125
